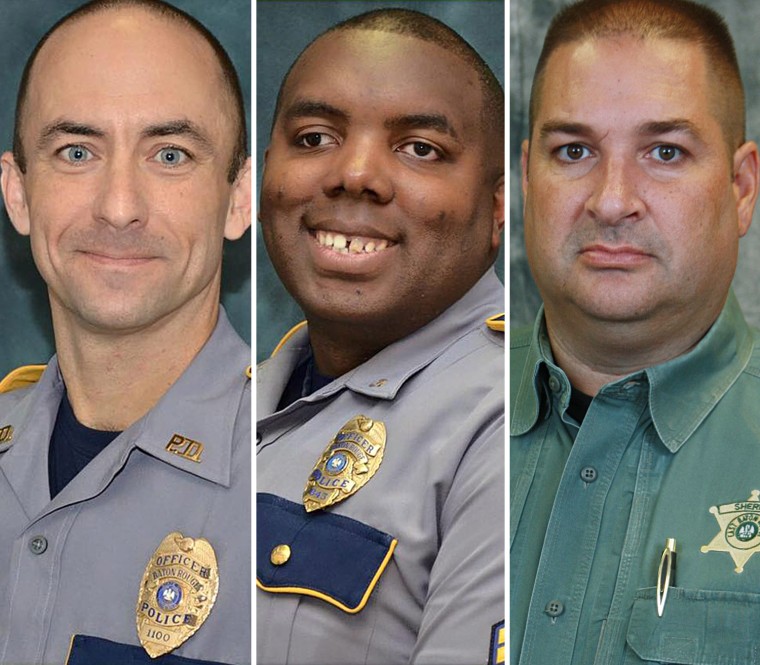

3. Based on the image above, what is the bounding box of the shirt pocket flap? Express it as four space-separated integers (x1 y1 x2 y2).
256 492 397 613
627 587 760 664
66 635 228 664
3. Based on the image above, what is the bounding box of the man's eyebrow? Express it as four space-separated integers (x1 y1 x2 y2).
538 121 594 140
384 113 459 139
141 120 214 152
37 121 105 150
637 119 703 139
538 119 704 141
283 100 350 123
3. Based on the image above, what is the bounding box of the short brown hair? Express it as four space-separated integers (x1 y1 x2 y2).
529 0 744 150
13 0 248 183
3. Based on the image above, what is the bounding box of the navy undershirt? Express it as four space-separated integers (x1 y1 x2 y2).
566 387 593 423
277 351 335 411
48 390 122 499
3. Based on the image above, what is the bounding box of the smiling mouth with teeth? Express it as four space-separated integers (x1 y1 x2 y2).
314 230 392 254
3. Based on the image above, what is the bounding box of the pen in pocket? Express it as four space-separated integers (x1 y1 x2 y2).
656 537 677 617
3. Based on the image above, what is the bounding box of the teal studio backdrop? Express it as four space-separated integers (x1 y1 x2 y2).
256 0 505 362
0 0 251 378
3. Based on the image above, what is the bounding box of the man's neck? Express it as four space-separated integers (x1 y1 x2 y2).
307 324 387 378
51 300 219 431
545 305 721 396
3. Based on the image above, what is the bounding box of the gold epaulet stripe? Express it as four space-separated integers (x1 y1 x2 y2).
0 364 46 394
271 321 307 358
486 313 505 333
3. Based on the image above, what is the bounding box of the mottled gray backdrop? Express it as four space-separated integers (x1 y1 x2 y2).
257 0 505 361
511 0 760 328
0 0 251 378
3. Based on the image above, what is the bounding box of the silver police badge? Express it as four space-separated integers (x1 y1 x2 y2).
701 490 760 573
136 532 219 658
303 415 386 512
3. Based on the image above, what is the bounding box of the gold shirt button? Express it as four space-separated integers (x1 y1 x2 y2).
271 544 291 566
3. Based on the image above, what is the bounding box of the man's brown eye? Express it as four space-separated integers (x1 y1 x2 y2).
654 145 681 162
566 144 585 160
302 133 323 147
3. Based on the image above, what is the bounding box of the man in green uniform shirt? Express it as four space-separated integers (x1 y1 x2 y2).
512 0 760 663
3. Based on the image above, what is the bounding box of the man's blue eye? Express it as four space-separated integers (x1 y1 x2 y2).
66 146 90 162
157 148 187 165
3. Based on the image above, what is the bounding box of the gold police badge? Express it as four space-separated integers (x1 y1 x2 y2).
136 532 219 658
303 415 386 512
701 490 760 573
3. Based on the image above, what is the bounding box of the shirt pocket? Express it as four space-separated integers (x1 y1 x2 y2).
256 492 397 613
626 586 760 664
66 635 229 664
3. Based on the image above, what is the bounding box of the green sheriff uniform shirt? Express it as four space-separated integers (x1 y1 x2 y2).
257 269 505 665
511 291 760 665
0 310 250 665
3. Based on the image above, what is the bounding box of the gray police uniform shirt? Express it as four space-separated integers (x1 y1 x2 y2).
257 268 505 665
0 309 250 665
511 291 760 665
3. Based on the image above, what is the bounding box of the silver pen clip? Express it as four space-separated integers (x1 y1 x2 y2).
656 538 677 617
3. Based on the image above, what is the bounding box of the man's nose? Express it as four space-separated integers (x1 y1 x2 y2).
322 135 394 203
584 156 645 224
92 156 148 229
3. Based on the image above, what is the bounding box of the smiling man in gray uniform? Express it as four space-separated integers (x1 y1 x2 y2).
0 1 251 663
256 8 505 665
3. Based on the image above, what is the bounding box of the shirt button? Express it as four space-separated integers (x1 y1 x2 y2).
270 544 291 566
548 376 561 393
580 466 598 483
545 600 564 617
29 536 48 555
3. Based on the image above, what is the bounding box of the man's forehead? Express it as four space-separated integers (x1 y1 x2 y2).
536 35 715 121
23 7 229 127
29 7 222 97
279 29 483 125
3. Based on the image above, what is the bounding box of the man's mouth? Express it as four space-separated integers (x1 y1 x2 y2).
314 230 392 254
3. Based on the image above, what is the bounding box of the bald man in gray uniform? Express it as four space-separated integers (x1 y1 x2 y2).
256 8 505 665
0 1 251 663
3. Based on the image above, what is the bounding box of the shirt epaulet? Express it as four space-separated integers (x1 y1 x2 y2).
0 365 46 394
271 321 307 357
486 313 505 333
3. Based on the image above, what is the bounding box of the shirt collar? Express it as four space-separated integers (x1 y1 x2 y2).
511 291 754 452
0 309 249 521
258 268 504 417
133 308 250 485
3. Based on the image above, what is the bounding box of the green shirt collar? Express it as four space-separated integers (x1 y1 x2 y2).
511 291 754 452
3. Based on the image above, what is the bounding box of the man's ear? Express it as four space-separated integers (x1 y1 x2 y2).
491 175 505 252
733 140 760 238
224 157 252 240
1 152 30 236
